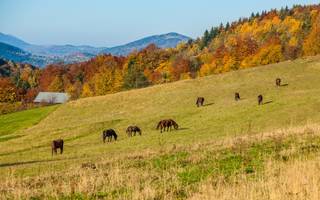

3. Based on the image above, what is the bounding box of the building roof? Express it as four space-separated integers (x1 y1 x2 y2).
34 92 69 104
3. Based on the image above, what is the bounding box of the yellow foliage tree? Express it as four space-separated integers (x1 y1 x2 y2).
81 82 94 98
252 44 284 65
199 62 217 77
48 76 64 92
303 15 320 56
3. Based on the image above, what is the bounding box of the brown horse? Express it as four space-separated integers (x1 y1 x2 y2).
102 129 118 143
235 92 240 101
258 95 263 105
276 78 281 86
156 119 179 133
52 139 64 156
126 126 142 137
196 97 205 107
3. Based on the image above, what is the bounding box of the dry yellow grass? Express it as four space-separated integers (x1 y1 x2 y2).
1 123 320 199
190 157 320 200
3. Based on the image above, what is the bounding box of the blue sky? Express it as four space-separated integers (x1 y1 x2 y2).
0 0 319 47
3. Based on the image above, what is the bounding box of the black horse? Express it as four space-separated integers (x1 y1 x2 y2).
258 95 263 105
102 129 118 143
126 126 142 137
196 97 205 107
52 139 64 156
276 78 281 86
235 92 240 101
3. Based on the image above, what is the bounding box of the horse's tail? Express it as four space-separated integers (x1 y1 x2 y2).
102 130 106 143
156 121 162 130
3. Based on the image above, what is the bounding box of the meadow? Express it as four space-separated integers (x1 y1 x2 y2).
1 56 320 199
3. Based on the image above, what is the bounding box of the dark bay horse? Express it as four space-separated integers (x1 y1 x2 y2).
52 139 64 156
235 92 240 101
276 78 281 86
102 129 118 143
258 95 263 105
156 119 179 133
196 97 205 107
126 126 142 137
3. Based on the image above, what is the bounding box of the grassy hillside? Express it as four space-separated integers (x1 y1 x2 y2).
0 106 58 142
1 56 320 199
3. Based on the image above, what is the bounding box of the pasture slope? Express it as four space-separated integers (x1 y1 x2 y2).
1 56 320 199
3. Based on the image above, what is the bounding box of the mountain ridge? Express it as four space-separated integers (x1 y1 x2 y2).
0 32 191 66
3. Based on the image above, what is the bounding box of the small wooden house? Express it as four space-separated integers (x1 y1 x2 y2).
34 92 69 104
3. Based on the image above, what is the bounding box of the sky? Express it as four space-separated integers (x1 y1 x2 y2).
0 0 319 47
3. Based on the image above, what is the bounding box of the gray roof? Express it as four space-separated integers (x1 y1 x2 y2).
34 92 69 104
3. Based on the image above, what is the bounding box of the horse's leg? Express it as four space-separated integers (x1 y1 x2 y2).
60 146 63 154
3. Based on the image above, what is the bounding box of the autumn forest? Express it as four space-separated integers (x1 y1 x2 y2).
1 4 320 110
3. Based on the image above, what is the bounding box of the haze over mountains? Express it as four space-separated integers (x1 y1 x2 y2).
0 32 190 67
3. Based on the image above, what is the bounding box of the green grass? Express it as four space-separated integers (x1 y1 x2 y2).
0 105 58 137
1 56 320 199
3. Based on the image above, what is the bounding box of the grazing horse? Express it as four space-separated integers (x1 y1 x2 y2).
126 126 142 137
102 129 118 143
196 97 205 107
235 92 240 101
276 78 281 87
156 119 179 133
52 139 64 156
258 95 263 105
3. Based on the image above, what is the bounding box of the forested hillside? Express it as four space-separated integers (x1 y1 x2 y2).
1 4 320 103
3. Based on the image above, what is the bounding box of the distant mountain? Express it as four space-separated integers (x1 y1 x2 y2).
0 32 30 49
0 42 47 66
24 44 103 57
101 32 191 55
0 33 103 57
0 32 191 67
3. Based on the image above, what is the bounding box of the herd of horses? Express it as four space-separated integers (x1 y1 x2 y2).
51 78 284 155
